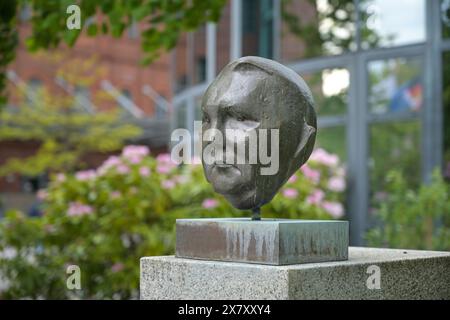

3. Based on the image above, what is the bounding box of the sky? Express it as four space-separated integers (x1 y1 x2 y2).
319 0 426 97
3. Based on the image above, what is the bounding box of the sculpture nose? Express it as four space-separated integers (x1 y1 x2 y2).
204 119 224 141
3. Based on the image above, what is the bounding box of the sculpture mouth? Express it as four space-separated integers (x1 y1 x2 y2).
213 163 235 169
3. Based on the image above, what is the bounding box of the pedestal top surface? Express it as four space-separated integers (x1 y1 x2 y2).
143 247 450 270
176 218 345 224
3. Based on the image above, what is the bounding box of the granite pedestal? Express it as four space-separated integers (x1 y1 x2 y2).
140 247 450 299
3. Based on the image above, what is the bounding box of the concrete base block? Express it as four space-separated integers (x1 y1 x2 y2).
140 247 450 300
176 218 348 265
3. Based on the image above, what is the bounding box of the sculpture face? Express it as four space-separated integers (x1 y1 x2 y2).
201 56 317 211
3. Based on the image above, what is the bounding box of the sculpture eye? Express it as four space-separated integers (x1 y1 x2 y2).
202 113 210 124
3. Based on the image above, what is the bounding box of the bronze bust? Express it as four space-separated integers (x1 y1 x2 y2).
201 56 317 220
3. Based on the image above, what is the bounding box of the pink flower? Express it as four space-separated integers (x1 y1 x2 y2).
97 156 122 175
122 146 149 165
156 164 173 174
156 153 171 163
111 262 124 273
161 179 176 190
310 148 339 167
75 169 97 181
202 198 218 209
445 162 450 178
321 201 344 218
300 164 321 184
327 176 346 192
283 188 298 199
192 156 202 165
122 145 149 159
116 164 130 174
36 189 48 201
139 166 150 177
67 202 94 217
288 174 298 183
155 153 177 173
174 175 188 184
56 173 66 183
44 224 56 234
374 191 388 201
103 156 122 168
306 189 325 205
129 187 138 195
336 167 346 177
111 191 121 199
127 155 142 164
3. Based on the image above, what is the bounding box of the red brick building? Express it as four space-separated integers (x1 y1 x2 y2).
0 0 313 212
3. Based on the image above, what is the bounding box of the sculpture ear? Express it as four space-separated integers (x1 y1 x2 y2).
294 118 316 159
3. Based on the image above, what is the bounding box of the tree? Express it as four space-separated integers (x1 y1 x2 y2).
0 0 228 108
0 55 142 176
0 0 18 107
281 0 382 58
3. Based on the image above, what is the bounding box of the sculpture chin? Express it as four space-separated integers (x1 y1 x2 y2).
204 162 282 210
221 189 257 210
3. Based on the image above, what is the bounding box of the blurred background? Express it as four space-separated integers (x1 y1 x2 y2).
0 0 449 299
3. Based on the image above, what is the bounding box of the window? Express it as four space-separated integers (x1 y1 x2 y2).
171 0 445 246
122 89 132 101
369 121 422 202
368 57 423 115
242 0 273 58
443 51 450 180
196 57 206 84
280 0 356 63
74 85 92 112
155 97 167 120
360 0 426 49
175 102 187 129
27 78 42 104
301 68 350 162
19 4 32 21
128 21 139 39
442 0 450 39
303 68 349 117
176 75 188 94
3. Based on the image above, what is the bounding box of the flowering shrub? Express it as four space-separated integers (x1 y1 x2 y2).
366 169 450 251
0 146 345 299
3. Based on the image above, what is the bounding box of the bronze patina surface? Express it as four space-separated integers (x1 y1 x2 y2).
176 218 348 265
201 56 317 217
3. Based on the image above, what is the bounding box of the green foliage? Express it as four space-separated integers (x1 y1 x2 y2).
0 86 141 177
366 169 450 251
0 0 228 107
443 52 450 173
0 0 18 109
369 121 421 199
25 0 226 64
0 146 345 299
281 0 381 58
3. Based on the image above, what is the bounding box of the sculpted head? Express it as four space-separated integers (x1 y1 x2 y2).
201 56 317 211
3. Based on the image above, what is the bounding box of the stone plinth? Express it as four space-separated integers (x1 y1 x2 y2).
140 247 450 300
176 218 348 265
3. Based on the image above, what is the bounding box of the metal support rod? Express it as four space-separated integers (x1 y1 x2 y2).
251 207 261 221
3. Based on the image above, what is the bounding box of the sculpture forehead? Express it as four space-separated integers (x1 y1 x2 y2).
203 69 272 109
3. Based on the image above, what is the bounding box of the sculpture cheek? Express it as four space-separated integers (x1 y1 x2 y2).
225 118 260 131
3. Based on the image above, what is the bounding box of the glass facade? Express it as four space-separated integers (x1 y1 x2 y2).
442 0 450 38
369 121 422 200
171 0 445 245
360 0 426 49
443 52 450 179
280 0 356 62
